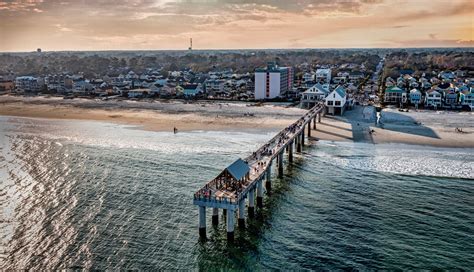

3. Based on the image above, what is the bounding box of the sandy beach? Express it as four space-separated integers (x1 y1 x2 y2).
1 95 473 148
312 106 474 148
0 95 305 132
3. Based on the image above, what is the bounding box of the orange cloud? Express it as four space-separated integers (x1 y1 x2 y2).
0 0 472 51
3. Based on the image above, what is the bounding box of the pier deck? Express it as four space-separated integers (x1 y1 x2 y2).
193 103 325 239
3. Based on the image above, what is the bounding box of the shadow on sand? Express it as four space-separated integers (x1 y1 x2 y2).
378 111 440 139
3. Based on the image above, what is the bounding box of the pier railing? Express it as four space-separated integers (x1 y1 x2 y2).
193 103 325 206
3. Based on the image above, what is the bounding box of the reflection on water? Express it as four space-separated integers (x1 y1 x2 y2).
0 116 473 270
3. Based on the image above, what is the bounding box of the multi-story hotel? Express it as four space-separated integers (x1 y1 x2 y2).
254 62 293 100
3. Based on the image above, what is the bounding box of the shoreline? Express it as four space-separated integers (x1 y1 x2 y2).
1 95 473 148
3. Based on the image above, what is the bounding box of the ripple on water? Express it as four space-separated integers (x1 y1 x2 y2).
0 117 473 270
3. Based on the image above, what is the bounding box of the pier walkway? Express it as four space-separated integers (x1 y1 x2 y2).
193 103 325 240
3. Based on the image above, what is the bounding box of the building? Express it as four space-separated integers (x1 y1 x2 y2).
254 62 293 100
315 68 331 83
409 88 422 107
461 89 474 108
300 83 330 109
384 86 406 104
349 71 365 83
425 89 442 109
205 79 225 93
127 89 150 98
302 72 315 83
45 74 72 93
15 76 41 92
179 83 203 97
0 79 15 92
73 80 93 95
443 89 458 106
325 85 347 115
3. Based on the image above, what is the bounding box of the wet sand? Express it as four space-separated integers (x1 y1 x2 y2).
0 95 305 132
1 95 473 148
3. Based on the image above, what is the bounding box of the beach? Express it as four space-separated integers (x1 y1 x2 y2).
0 95 305 132
312 106 474 148
1 95 473 148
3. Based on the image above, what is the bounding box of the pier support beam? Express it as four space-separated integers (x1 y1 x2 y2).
301 130 305 147
248 188 255 218
308 122 311 137
238 200 245 228
199 206 206 238
257 180 263 208
297 134 302 153
212 208 219 226
313 116 316 129
318 112 322 122
289 141 293 163
278 151 284 177
265 163 272 192
226 209 234 241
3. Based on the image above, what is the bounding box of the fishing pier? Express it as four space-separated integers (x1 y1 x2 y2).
193 103 325 240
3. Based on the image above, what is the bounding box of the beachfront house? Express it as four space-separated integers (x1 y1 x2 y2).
324 85 346 115
425 89 442 109
384 86 406 105
178 83 203 97
461 89 474 110
443 89 459 107
15 76 42 93
127 89 149 98
409 88 422 107
300 83 329 109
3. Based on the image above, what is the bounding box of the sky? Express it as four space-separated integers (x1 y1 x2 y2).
0 0 473 52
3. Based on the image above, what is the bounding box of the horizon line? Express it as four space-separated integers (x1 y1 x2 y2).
2 46 474 54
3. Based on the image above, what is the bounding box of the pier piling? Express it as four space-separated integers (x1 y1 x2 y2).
301 129 305 146
248 188 255 217
238 200 245 228
257 180 263 208
212 208 219 226
193 103 325 240
278 151 284 177
199 206 206 238
265 164 272 192
226 209 234 241
289 141 293 162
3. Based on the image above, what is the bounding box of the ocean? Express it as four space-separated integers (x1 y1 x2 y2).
0 116 473 270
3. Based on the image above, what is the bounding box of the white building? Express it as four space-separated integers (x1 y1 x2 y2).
302 72 315 83
425 90 442 109
254 62 293 100
205 79 225 92
315 68 331 83
325 85 347 115
300 83 330 109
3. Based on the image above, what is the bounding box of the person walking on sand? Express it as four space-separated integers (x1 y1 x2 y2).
173 127 178 134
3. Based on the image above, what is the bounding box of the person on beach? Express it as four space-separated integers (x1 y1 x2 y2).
173 127 178 134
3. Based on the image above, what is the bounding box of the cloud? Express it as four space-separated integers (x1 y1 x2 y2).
0 0 472 51
393 0 473 22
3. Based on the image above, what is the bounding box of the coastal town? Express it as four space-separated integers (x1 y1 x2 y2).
1 49 472 113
